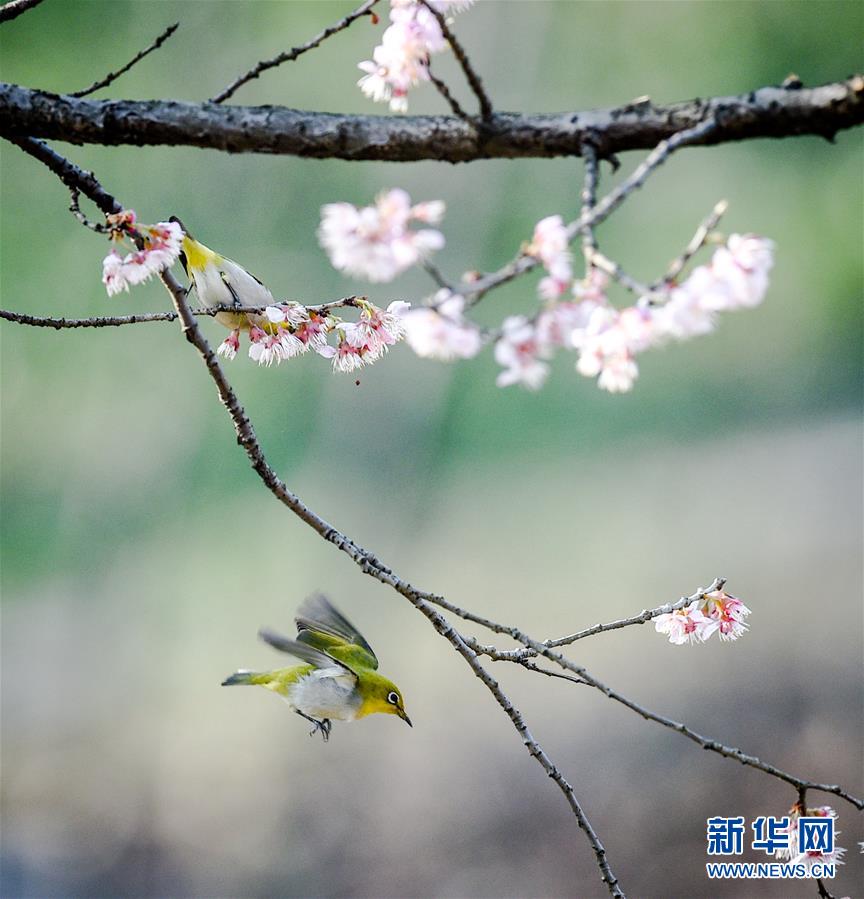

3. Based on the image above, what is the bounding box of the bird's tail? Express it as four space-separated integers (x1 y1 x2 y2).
221 669 270 687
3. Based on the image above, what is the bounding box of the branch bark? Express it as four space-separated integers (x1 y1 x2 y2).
1 77 861 161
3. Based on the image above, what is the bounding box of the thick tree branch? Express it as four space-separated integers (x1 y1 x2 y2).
0 0 45 23
1 77 860 161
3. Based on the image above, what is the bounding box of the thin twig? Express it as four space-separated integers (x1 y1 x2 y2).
421 259 455 292
461 119 719 305
580 143 599 271
418 0 493 121
585 249 657 298
211 0 380 104
0 0 44 23
68 188 107 233
469 632 864 811
69 23 179 98
0 298 371 331
653 199 729 288
427 63 471 121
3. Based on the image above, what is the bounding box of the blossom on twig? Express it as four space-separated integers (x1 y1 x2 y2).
357 0 474 113
655 588 751 645
777 806 846 872
101 214 182 296
319 189 445 283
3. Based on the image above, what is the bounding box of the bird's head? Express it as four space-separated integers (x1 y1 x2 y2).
357 673 412 726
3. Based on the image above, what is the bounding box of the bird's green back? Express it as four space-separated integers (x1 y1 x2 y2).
295 594 378 672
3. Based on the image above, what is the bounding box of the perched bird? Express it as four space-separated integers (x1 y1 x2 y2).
169 216 274 330
222 594 412 740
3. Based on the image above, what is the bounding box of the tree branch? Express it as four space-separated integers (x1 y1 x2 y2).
1 77 860 161
211 0 380 104
159 268 624 897
0 0 45 23
467 633 864 812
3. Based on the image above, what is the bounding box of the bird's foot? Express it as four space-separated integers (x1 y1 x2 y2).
296 711 332 742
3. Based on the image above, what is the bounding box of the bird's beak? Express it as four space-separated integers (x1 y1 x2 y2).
397 708 413 727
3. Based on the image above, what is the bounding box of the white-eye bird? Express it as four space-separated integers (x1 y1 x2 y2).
169 216 274 331
222 594 412 741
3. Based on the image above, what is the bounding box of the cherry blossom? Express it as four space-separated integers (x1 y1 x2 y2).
527 215 574 300
655 588 752 645
358 1 453 113
216 329 241 361
319 189 445 283
402 290 483 360
778 806 846 872
654 600 714 645
101 216 183 296
700 589 751 642
494 316 550 390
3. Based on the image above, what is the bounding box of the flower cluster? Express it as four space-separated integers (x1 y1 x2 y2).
358 0 474 113
654 588 751 646
320 300 411 372
401 289 483 361
319 189 445 283
493 228 774 393
101 211 183 297
215 299 411 373
778 806 846 873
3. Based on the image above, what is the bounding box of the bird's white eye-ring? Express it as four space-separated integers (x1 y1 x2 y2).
387 691 399 705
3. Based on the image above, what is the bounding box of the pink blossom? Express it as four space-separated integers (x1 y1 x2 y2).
330 324 371 372
535 299 598 351
216 329 241 361
494 316 550 390
527 215 574 298
654 600 714 645
319 189 445 283
573 268 610 303
293 310 335 355
657 588 752 646
778 807 846 871
355 300 410 354
358 2 454 112
402 290 482 360
700 589 751 642
574 305 654 393
654 234 774 338
101 218 183 296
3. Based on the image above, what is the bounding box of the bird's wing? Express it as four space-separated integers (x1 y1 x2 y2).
295 593 379 671
258 629 358 685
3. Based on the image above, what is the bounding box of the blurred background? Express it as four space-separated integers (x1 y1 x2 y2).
1 2 862 897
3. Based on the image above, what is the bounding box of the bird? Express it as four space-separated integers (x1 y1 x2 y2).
221 594 412 740
169 216 274 331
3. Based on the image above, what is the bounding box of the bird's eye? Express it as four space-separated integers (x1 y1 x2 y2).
387 691 399 705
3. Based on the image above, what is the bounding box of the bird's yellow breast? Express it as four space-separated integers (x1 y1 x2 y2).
182 235 221 272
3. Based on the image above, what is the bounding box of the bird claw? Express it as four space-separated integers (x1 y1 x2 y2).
296 711 332 742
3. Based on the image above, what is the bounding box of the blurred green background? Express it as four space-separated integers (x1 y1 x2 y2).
1 2 862 897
